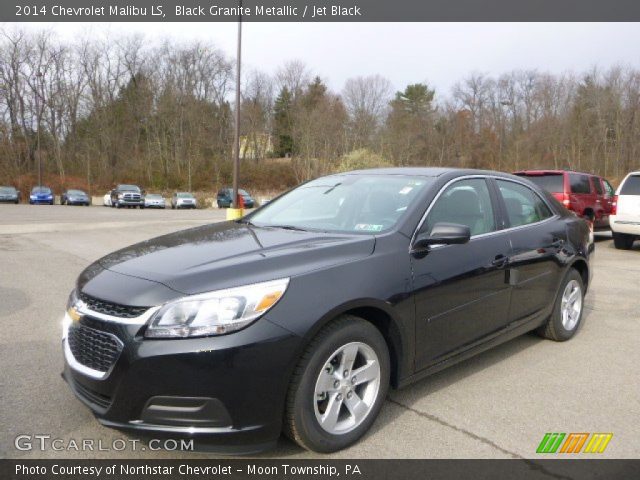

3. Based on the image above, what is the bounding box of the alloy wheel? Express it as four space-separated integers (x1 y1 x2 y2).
561 279 582 330
313 342 381 435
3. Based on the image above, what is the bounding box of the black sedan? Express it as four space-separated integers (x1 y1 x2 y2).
61 189 91 206
0 186 20 203
62 168 592 453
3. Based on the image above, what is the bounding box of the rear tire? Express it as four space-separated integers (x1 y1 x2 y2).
613 232 635 250
284 315 390 453
537 269 585 341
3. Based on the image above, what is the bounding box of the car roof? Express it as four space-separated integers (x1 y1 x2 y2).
340 167 456 177
331 167 532 181
514 169 602 177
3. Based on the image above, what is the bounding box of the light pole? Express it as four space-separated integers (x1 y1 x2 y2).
35 70 43 187
499 100 513 171
231 0 242 212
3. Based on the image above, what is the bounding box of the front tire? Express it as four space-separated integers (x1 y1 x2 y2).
537 269 585 341
284 315 390 453
613 232 635 250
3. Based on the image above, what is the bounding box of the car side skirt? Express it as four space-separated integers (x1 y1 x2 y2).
397 309 548 389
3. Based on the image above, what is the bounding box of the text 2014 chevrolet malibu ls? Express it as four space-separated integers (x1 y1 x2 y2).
62 168 593 453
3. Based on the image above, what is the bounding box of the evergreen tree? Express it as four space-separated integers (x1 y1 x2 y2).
273 86 294 157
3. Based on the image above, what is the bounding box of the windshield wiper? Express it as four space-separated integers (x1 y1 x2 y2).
269 224 307 232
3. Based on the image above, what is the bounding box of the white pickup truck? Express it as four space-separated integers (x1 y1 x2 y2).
610 171 640 249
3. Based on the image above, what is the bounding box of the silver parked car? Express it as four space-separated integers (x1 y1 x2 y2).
144 193 166 209
171 192 197 209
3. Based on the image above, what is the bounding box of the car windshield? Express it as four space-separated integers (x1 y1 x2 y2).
516 173 564 193
68 190 85 195
118 184 140 192
0 186 16 193
240 189 250 196
146 194 162 199
248 174 433 234
177 193 194 198
32 187 51 194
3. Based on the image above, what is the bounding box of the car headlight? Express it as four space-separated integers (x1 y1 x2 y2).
118 193 124 199
144 278 290 338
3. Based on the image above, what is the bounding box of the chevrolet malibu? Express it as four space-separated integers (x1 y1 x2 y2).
62 168 593 453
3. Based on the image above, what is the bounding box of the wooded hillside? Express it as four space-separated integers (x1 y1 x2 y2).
1 28 639 194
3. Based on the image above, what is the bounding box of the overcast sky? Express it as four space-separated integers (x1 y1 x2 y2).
19 22 640 95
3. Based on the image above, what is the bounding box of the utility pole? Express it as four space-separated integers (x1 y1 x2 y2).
36 70 43 187
232 0 242 210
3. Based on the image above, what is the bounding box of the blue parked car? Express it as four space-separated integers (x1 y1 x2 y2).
29 186 54 205
216 187 255 208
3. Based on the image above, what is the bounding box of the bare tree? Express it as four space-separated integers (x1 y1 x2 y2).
342 74 392 149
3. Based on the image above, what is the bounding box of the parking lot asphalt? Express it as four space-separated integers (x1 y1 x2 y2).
0 204 638 459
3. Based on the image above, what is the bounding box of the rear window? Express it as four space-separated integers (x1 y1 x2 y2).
516 173 564 193
620 175 640 195
569 174 592 194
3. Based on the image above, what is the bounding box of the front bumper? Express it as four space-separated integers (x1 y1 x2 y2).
62 314 301 448
30 197 53 204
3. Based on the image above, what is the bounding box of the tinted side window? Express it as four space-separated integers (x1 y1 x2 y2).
569 174 592 194
423 178 495 236
620 175 640 195
497 180 553 227
592 177 604 194
603 180 615 196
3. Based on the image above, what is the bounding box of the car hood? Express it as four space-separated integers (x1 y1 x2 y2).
80 222 375 302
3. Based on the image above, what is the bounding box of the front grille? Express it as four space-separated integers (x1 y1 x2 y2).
72 379 113 409
123 193 141 201
79 292 148 318
67 324 122 373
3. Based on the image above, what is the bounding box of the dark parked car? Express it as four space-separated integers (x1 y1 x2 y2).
62 168 592 453
110 184 144 209
514 169 615 230
29 186 54 205
0 186 20 204
217 188 255 208
61 189 91 206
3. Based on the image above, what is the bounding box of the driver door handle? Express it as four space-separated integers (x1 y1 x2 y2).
492 254 509 268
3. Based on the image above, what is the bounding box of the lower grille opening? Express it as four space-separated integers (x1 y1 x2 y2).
73 379 113 409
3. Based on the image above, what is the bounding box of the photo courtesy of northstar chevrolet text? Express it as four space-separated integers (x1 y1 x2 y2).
0 1 639 479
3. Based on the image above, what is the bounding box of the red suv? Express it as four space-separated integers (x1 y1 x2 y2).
514 170 615 229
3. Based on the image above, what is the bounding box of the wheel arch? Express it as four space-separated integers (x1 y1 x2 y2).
568 257 590 291
299 299 409 389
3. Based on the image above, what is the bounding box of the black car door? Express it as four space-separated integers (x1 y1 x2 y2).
493 178 566 322
411 177 513 370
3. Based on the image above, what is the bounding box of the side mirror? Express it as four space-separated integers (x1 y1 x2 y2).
411 223 471 255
